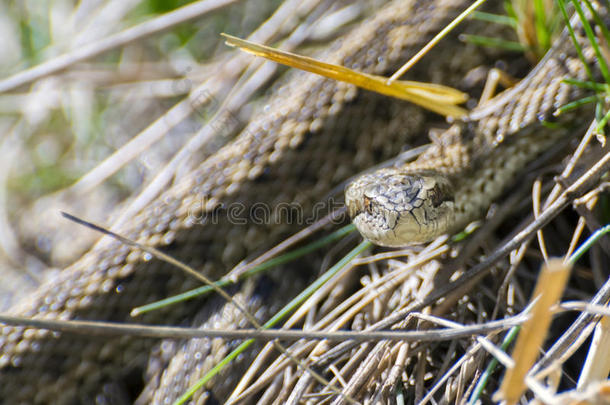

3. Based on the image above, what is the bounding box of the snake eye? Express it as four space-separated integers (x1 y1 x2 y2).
363 196 373 212
429 182 453 208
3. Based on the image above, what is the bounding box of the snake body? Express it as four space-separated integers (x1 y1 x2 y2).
346 9 598 246
0 0 494 403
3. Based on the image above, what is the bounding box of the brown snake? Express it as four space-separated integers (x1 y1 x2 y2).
345 6 601 246
0 0 607 403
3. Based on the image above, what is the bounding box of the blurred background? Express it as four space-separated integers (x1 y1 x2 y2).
0 0 382 309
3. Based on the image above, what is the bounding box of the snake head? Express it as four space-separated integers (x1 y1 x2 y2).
345 169 455 246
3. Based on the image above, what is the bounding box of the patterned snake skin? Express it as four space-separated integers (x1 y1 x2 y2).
0 0 506 403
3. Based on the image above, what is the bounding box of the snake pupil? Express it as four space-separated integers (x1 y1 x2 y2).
429 183 453 208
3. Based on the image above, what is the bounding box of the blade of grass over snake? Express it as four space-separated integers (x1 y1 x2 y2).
387 0 489 83
222 34 468 117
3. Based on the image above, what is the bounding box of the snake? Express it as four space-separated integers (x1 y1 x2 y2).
345 3 602 247
0 0 606 403
0 1 500 402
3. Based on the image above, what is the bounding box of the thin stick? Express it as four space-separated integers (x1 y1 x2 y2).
387 0 489 84
315 149 610 368
0 313 526 343
60 212 358 405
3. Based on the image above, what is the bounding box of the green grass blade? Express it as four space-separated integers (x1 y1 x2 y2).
557 0 595 80
470 10 518 27
534 0 551 52
554 94 598 115
568 223 610 264
461 34 527 52
467 325 521 405
596 106 610 133
132 224 356 316
582 0 610 53
569 0 610 82
562 77 608 91
172 239 371 405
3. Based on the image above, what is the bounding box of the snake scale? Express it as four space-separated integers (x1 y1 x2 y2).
345 12 593 246
0 0 606 403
